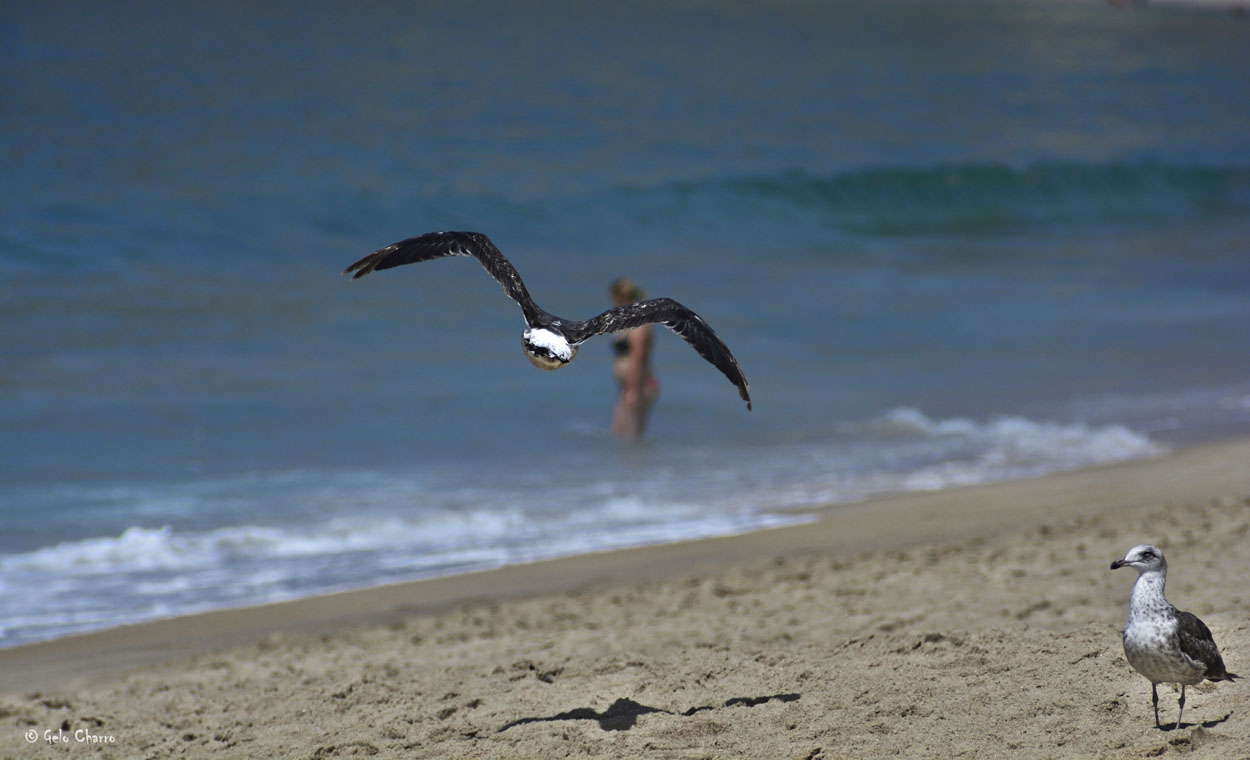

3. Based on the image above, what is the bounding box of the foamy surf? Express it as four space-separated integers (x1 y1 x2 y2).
855 407 1166 491
0 495 808 647
0 408 1165 648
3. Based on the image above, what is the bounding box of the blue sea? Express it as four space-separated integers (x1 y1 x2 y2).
3 0 1250 648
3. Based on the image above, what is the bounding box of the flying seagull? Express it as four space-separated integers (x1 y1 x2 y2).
1110 544 1237 729
343 231 751 410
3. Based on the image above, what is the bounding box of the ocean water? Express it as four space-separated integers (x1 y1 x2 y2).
3 0 1250 647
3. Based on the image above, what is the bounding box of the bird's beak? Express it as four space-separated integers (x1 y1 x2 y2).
1110 559 1127 570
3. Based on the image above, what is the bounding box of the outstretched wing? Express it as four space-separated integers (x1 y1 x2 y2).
343 231 546 325
567 297 751 410
1175 609 1235 681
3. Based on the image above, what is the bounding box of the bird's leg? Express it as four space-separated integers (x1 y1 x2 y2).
1152 683 1160 728
1176 685 1185 729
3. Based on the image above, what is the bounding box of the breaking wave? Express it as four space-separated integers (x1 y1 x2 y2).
0 407 1164 648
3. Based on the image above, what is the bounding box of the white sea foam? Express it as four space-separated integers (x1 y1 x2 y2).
753 408 1166 508
1 501 787 579
0 492 808 647
866 407 1165 490
0 407 1165 648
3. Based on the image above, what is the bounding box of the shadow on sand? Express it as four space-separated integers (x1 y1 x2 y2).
1158 711 1233 732
499 693 801 733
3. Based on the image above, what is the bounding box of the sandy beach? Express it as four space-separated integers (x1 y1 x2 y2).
7 0 1250 757
3 437 1248 759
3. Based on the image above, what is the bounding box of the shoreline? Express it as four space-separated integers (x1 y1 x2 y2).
3 435 1247 757
5 434 1248 696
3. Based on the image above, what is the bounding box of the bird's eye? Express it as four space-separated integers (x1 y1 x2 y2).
1140 550 1155 559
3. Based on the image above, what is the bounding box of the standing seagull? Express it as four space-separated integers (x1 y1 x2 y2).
1110 544 1237 729
343 231 751 410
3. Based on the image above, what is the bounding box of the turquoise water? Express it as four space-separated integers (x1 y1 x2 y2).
3 0 1249 646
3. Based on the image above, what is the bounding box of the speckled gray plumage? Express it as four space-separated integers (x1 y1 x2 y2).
1110 544 1237 728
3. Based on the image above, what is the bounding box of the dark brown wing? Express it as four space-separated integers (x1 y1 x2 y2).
566 297 751 410
1175 609 1236 681
343 231 547 326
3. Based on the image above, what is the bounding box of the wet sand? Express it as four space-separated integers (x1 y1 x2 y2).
3 437 1248 758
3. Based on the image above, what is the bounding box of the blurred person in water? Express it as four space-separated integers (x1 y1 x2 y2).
608 278 660 439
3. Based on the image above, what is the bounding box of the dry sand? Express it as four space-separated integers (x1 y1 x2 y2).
3 437 1248 759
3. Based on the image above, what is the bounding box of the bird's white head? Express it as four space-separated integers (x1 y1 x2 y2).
1110 544 1168 575
522 327 576 371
